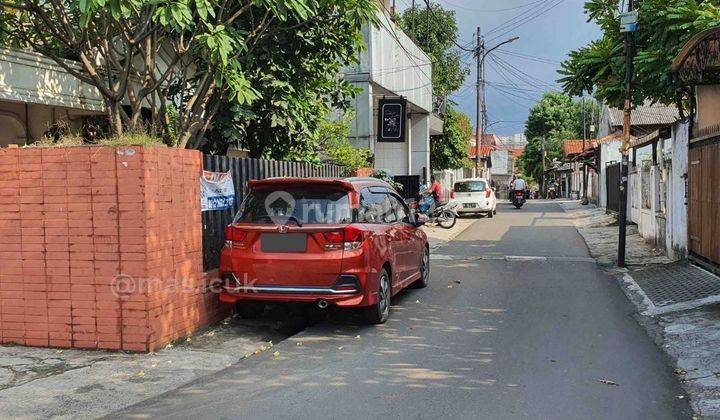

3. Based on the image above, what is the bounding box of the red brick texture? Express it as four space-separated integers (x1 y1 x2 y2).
0 146 230 352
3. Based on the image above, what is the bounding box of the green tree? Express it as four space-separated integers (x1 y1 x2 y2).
431 107 472 170
398 1 470 170
398 1 468 108
315 112 372 175
0 0 377 150
206 1 377 158
519 92 590 184
558 0 720 116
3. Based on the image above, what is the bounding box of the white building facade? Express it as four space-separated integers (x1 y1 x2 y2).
343 8 441 183
0 47 104 147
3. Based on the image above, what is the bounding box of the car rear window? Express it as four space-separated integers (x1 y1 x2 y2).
454 181 487 192
233 187 352 225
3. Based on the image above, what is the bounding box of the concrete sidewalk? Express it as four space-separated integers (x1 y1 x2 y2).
0 307 309 419
562 201 720 418
421 216 476 250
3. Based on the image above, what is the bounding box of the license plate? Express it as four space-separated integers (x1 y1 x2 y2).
261 233 307 253
463 203 477 208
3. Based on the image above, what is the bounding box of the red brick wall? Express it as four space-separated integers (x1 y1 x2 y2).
0 146 230 352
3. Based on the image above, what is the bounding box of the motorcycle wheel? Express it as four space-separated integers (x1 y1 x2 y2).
438 211 457 229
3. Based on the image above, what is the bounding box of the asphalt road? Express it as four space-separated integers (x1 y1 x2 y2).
115 200 692 420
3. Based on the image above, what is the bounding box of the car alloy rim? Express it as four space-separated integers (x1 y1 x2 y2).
422 250 429 282
378 273 389 317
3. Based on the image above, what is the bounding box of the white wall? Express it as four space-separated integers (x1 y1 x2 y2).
375 140 408 176
0 47 104 112
666 121 689 259
410 114 429 180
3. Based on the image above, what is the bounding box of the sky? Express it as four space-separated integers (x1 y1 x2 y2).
399 0 601 136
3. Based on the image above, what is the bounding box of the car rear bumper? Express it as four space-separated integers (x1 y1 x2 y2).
455 200 493 212
218 272 371 307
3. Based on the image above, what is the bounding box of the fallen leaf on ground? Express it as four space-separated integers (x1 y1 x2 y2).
296 342 303 346
598 379 619 386
150 361 158 368
137 370 145 377
415 300 420 303
447 285 453 289
355 335 361 339
337 346 344 350
674 369 687 375
273 351 280 358
206 331 215 337
677 395 685 399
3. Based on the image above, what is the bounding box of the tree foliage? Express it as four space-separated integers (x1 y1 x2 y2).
558 0 720 115
431 107 472 170
519 92 597 184
398 2 468 111
206 1 377 158
315 112 372 175
0 0 377 150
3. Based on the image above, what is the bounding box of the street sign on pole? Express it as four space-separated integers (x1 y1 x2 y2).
619 10 638 33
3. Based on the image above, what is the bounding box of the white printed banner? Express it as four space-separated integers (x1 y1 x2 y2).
200 170 235 211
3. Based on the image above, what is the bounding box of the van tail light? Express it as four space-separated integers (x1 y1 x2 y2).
485 188 492 198
450 189 455 199
324 225 368 251
225 226 248 248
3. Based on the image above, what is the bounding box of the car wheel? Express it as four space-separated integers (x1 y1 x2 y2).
414 247 430 289
488 209 494 218
236 301 265 319
366 268 391 324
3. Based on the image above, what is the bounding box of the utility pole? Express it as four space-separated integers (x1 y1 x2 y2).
473 30 518 178
475 27 484 178
541 137 547 197
411 0 415 36
582 97 589 205
618 0 636 267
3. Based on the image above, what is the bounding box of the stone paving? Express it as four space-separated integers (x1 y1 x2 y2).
633 262 720 308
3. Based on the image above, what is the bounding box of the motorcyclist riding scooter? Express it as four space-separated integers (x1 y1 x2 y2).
510 176 527 209
413 176 458 229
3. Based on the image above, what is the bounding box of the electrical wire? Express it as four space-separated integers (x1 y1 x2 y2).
437 0 547 13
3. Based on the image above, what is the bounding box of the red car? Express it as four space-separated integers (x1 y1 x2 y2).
218 177 429 324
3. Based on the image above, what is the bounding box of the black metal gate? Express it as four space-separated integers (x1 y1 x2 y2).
606 162 620 213
393 175 420 199
202 155 344 270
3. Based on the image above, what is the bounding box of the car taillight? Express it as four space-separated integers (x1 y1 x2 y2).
485 188 491 198
324 226 368 251
225 226 247 248
450 189 455 199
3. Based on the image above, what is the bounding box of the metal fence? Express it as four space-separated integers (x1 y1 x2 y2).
202 155 344 270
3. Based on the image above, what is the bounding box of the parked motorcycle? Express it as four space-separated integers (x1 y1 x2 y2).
512 190 526 209
411 187 459 229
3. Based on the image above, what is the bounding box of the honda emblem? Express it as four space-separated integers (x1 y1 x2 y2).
277 225 289 233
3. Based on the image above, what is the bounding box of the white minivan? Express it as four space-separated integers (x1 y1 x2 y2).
451 178 497 218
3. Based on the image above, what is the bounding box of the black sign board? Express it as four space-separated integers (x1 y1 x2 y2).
378 98 406 142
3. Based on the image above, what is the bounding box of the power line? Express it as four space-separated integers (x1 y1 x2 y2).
494 49 561 65
484 0 554 36
485 0 565 43
421 0 475 52
437 0 547 13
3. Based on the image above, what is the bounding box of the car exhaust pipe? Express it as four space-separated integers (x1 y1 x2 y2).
317 300 329 309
